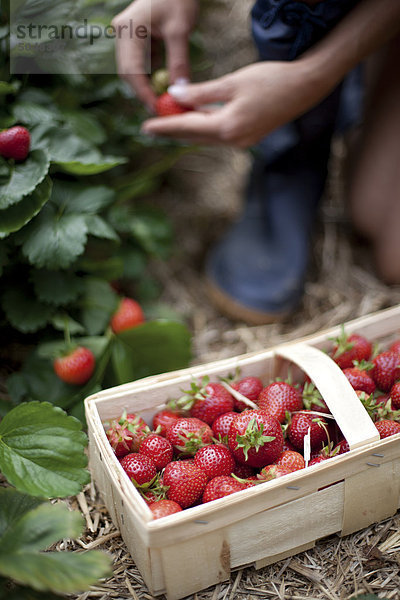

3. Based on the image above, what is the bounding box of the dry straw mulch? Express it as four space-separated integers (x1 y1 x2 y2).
68 1 400 598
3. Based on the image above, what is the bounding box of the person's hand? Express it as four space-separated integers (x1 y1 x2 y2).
141 59 331 147
112 0 199 112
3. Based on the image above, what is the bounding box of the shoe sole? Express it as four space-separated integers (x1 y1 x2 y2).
205 277 291 325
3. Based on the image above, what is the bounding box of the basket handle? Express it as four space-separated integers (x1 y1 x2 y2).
275 343 380 450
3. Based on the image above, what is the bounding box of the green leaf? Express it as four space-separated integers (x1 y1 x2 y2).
81 278 118 335
50 313 85 335
0 576 62 600
117 244 147 279
78 255 124 281
51 181 115 214
2 288 55 333
129 210 173 258
0 401 89 497
85 215 120 241
0 150 50 210
21 204 88 269
60 108 106 145
30 124 126 173
110 320 192 384
31 269 84 306
13 102 60 126
0 492 111 594
0 81 21 96
0 176 52 234
0 489 43 537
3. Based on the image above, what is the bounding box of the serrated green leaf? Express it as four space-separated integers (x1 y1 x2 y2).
60 108 106 144
0 401 89 497
0 493 111 593
31 269 84 306
85 215 119 241
81 278 118 335
13 102 60 126
0 81 21 95
30 124 126 173
0 150 50 210
51 180 115 214
2 288 55 333
110 320 192 384
78 255 124 281
0 176 52 234
0 489 43 538
58 156 127 175
21 204 88 269
50 313 85 335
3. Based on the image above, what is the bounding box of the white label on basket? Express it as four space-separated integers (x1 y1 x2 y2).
304 427 311 467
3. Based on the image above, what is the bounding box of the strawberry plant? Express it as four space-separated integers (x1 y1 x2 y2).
0 0 194 419
0 401 111 598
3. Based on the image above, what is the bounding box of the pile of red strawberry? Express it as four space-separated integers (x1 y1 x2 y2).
104 328 400 519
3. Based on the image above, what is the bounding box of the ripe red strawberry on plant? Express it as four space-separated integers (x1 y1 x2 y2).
228 410 284 467
194 444 235 480
287 411 329 451
202 475 250 503
152 409 181 437
155 92 193 117
166 417 213 456
231 376 263 411
177 377 234 425
110 297 145 334
53 345 95 385
139 434 173 470
163 460 208 508
258 381 303 423
0 125 30 161
374 419 400 439
371 351 400 392
120 452 157 486
331 327 372 369
149 499 182 519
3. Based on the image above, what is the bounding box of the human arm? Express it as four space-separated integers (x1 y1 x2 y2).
112 0 199 112
141 0 400 146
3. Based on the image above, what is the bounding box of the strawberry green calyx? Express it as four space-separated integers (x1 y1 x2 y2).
235 417 275 461
302 382 324 410
175 376 210 412
175 428 208 455
352 359 374 371
331 325 354 358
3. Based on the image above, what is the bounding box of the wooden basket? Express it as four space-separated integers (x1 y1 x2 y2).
85 305 400 600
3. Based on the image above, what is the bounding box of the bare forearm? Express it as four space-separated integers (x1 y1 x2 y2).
303 0 400 96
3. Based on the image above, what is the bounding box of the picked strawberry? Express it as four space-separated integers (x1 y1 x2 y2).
202 475 249 503
212 411 238 443
232 462 255 479
343 366 376 395
120 452 157 486
0 125 30 161
110 297 145 334
275 450 305 472
149 499 182 519
177 377 234 425
152 409 181 437
106 412 150 457
374 419 400 439
371 351 400 392
155 92 193 116
331 327 372 369
308 455 329 466
389 340 400 356
194 444 235 480
390 381 400 410
287 411 329 451
231 376 264 411
282 438 297 452
258 464 294 481
164 460 208 508
333 438 350 455
228 410 284 468
258 381 303 423
139 434 173 471
166 417 213 456
53 345 95 385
